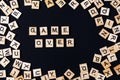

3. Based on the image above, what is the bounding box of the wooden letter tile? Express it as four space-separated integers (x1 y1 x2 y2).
35 39 43 48
80 71 89 80
115 14 120 24
10 68 20 78
107 33 118 43
93 54 102 63
89 68 99 78
104 19 114 29
101 59 111 69
95 16 104 26
41 75 49 80
80 0 91 9
45 0 55 8
114 64 120 75
0 16 9 24
68 0 79 10
0 36 5 45
24 71 32 79
45 39 54 48
12 50 20 58
29 27 37 36
48 70 56 79
99 46 110 56
88 7 99 18
66 38 74 47
51 26 59 35
24 0 32 6
55 0 66 8
79 63 88 72
107 54 117 62
21 62 31 70
11 9 22 19
10 40 20 49
40 27 48 36
56 38 64 47
103 68 113 78
100 7 110 16
13 59 23 69
61 26 69 35
8 21 19 31
112 25 120 34
33 68 42 77
0 70 6 78
0 57 10 68
6 31 16 41
31 1 40 9
64 69 75 79
94 0 104 9
10 0 19 9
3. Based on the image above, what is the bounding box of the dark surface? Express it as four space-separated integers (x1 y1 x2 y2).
0 0 120 80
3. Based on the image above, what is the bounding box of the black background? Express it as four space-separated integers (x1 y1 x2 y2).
0 0 120 80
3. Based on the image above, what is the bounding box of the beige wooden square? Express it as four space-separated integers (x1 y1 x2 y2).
55 0 66 8
95 73 105 80
0 49 3 58
40 27 48 36
0 36 5 45
115 42 120 51
104 19 114 29
10 68 20 78
11 9 22 19
108 45 117 54
6 31 16 41
12 50 20 58
10 0 19 9
0 0 8 10
10 40 20 50
79 63 88 72
24 0 32 6
2 6 13 16
93 54 102 63
112 25 120 34
51 26 59 35
110 0 119 9
41 75 49 80
101 59 111 69
115 14 120 24
107 54 117 62
0 70 6 78
99 28 110 39
61 26 69 35
56 76 65 80
114 64 120 75
45 39 54 48
107 33 118 43
64 69 75 79
117 6 120 14
103 68 113 78
24 71 31 79
3 48 12 56
48 70 56 79
29 27 37 36
94 0 104 9
0 57 10 68
35 39 43 48
99 46 110 56
88 7 99 18
56 38 64 47
0 25 7 35
8 21 19 31
31 1 40 9
33 68 42 77
21 62 31 70
80 71 89 80
68 0 79 10
66 38 74 47
0 16 9 24
15 75 24 80
80 0 91 9
45 0 55 8
13 59 23 69
89 68 99 78
95 16 104 26
100 7 110 16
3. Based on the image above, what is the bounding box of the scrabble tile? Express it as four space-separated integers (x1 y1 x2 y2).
10 0 19 9
94 0 104 9
100 7 110 16
112 25 120 34
107 33 118 43
108 45 117 54
10 40 20 49
11 9 22 19
68 0 79 10
40 27 48 36
41 75 49 80
99 46 110 56
48 70 56 79
115 14 120 24
61 26 69 35
56 76 65 80
95 16 104 26
33 68 42 77
115 42 120 51
95 73 105 80
66 38 74 47
88 7 99 18
0 49 3 58
21 62 31 70
0 70 6 78
6 77 14 80
107 54 117 62
15 75 24 80
80 0 91 9
51 26 59 35
0 57 10 67
45 39 54 48
72 77 81 80
13 59 23 69
110 0 119 8
29 27 37 36
101 59 111 69
45 0 55 8
12 50 20 58
64 69 75 79
31 1 40 9
56 38 64 47
2 6 13 16
8 21 19 31
0 25 7 35
55 0 66 8
0 0 8 10
0 16 9 24
93 54 102 63
114 64 120 75
116 6 120 14
24 0 32 6
103 68 113 78
89 68 99 78
35 39 43 48
0 36 5 45
3 48 12 56
6 31 16 41
32 78 36 80
24 71 32 79
10 68 20 78
104 19 114 29
80 71 89 80
89 0 95 3
79 63 88 72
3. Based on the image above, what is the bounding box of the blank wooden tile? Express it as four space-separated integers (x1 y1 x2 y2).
0 70 6 78
0 24 7 35
68 0 79 10
56 76 65 80
61 26 69 35
8 21 19 31
51 26 59 35
100 7 110 16
101 59 111 69
64 69 75 79
6 77 14 80
10 40 20 50
41 75 49 80
15 75 24 80
48 70 56 79
107 33 118 43
107 54 117 62
80 71 89 80
24 0 32 6
12 50 20 58
88 7 99 18
79 63 88 72
0 36 5 45
6 31 16 41
3 48 12 56
21 62 31 70
11 9 22 19
31 1 40 9
0 57 10 68
99 46 110 56
24 71 32 79
10 0 19 9
112 25 120 34
110 0 119 8
40 27 48 36
13 59 23 69
72 77 81 80
95 16 104 26
66 38 74 47
29 27 37 36
0 0 8 10
10 68 20 78
95 73 105 80
33 68 42 77
0 16 9 24
45 39 54 48
104 19 114 29
35 39 43 48
45 0 55 8
94 0 104 9
89 68 99 78
55 0 66 8
56 38 64 47
103 68 113 78
114 64 120 75
93 54 102 63
115 14 120 24
0 49 3 58
80 0 91 9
